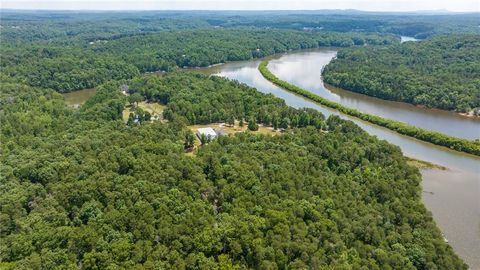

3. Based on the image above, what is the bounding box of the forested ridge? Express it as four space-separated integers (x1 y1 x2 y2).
1 10 474 269
1 10 478 44
0 29 398 93
322 34 480 113
259 60 480 156
0 72 466 269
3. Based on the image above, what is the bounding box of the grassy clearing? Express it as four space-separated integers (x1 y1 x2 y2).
122 101 166 122
122 107 131 122
406 157 447 170
138 102 166 115
189 121 278 136
185 121 280 155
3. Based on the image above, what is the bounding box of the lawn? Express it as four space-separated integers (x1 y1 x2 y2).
123 101 166 122
189 121 278 136
185 121 280 155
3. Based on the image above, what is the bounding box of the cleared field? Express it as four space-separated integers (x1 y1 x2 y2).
123 101 166 122
189 121 278 136
185 121 280 155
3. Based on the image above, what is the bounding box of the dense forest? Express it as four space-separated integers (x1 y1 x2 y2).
1 10 479 44
0 72 466 269
1 10 476 269
0 29 398 93
2 10 478 96
322 34 480 113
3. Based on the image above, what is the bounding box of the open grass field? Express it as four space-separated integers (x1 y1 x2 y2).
189 121 278 136
123 101 166 122
185 121 280 155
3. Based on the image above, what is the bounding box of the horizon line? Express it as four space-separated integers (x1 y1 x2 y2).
2 8 478 13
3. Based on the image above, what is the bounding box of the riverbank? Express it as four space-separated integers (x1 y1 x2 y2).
259 60 480 156
322 34 480 118
459 110 480 118
266 48 479 140
203 54 479 268
406 157 447 170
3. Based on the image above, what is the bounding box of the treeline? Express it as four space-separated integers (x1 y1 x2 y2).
99 29 398 70
259 60 480 156
123 73 326 129
2 11 479 45
214 12 480 39
323 34 480 113
0 29 399 93
0 11 211 45
0 72 466 269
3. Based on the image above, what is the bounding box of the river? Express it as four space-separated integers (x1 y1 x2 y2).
266 49 480 140
63 49 480 268
198 50 480 268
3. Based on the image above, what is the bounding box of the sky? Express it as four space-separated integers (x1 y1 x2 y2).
1 0 479 12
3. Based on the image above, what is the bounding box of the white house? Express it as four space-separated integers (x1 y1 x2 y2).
196 127 217 140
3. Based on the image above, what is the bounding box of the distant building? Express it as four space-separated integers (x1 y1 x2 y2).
197 127 217 140
119 84 129 95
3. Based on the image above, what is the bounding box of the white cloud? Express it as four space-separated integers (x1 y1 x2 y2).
2 0 479 12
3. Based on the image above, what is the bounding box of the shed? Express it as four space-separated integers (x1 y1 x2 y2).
197 127 217 140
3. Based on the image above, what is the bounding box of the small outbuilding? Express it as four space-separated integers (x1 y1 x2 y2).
197 127 217 140
119 84 129 95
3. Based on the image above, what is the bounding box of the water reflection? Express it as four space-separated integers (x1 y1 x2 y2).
202 51 480 268
268 49 480 140
422 169 479 268
62 50 480 267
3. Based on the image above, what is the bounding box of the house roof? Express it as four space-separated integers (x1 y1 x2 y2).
197 127 217 137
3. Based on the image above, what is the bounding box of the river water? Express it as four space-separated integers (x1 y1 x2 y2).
267 49 480 140
198 50 480 268
63 48 480 268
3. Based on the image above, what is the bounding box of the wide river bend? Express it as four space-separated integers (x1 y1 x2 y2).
200 49 480 268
